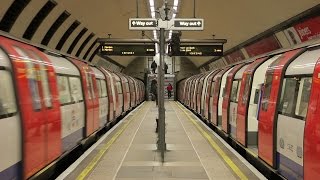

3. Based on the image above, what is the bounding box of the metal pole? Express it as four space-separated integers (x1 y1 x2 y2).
158 28 166 162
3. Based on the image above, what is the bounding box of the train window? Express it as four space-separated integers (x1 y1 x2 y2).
242 76 252 105
69 77 83 102
0 70 17 118
261 73 273 111
85 73 92 100
295 78 312 118
89 76 95 99
210 82 215 96
279 78 298 115
96 79 102 97
13 47 41 110
28 51 52 108
230 80 239 102
100 80 107 97
116 82 122 94
57 75 72 105
125 83 129 93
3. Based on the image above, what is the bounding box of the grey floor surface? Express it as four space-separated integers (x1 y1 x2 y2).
62 101 263 180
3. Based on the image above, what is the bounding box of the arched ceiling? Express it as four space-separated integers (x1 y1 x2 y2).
0 0 319 67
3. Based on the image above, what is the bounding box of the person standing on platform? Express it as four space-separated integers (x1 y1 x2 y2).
164 62 168 74
151 60 157 74
151 80 158 106
167 83 173 99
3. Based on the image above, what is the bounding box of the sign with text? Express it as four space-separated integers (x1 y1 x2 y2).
129 18 157 30
100 44 156 56
171 18 204 30
170 45 223 56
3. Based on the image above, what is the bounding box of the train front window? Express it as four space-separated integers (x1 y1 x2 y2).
100 80 107 97
295 77 312 118
261 73 273 111
28 51 52 108
230 80 239 102
13 46 41 110
57 75 71 105
279 78 299 116
0 70 17 117
69 77 83 102
242 76 252 105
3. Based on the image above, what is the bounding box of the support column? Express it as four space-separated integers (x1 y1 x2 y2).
158 28 166 162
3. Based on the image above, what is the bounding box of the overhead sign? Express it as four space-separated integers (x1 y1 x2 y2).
129 18 157 30
170 45 223 56
171 18 204 30
100 44 156 56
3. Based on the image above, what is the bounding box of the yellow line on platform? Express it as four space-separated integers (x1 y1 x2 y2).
175 102 248 180
76 104 147 180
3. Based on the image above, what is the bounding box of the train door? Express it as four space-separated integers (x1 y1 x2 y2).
258 48 305 168
199 72 210 115
228 65 248 138
1 38 61 178
203 71 219 119
100 68 116 123
236 56 276 149
217 67 233 126
197 74 207 113
113 73 123 117
222 64 245 133
304 46 320 180
0 47 21 180
70 59 99 137
92 67 108 128
276 47 319 179
211 67 232 126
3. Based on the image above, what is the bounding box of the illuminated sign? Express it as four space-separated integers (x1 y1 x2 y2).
170 45 223 56
100 44 156 56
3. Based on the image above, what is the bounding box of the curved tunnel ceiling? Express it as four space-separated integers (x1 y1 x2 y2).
0 0 319 67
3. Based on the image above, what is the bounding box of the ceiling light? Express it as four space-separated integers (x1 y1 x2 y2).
149 0 154 7
174 0 179 6
150 6 155 12
151 12 155 18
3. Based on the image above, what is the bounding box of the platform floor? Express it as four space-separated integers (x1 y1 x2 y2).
58 101 266 180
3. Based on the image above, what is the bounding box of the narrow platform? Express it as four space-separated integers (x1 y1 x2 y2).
58 101 266 180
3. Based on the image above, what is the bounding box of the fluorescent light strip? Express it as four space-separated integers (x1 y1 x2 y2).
174 0 179 6
149 0 154 7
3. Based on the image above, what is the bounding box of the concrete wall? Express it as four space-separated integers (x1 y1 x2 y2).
123 57 147 80
175 57 200 82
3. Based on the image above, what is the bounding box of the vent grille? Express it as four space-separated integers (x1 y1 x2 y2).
23 0 57 40
83 39 97 59
67 27 88 54
0 0 31 32
56 20 80 50
76 33 94 57
41 11 70 45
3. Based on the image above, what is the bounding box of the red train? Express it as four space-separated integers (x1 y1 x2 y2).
178 39 320 179
0 36 145 179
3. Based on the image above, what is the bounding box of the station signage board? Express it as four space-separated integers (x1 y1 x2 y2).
171 18 204 30
170 44 223 56
129 18 157 30
100 44 156 56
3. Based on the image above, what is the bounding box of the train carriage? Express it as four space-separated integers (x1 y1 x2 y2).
203 70 220 120
69 58 100 137
236 55 279 148
0 37 62 179
222 64 247 134
91 67 109 128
